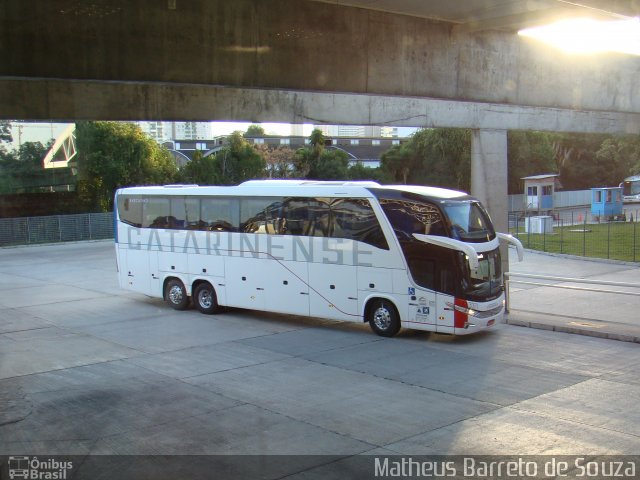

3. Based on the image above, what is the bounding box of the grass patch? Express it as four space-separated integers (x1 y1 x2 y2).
511 222 640 262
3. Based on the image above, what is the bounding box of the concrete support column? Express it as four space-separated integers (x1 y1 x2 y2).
470 129 510 276
471 129 508 231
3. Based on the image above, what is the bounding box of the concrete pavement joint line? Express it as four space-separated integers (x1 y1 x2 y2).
0 355 150 382
507 396 640 440
159 356 399 448
0 326 52 336
45 310 179 331
276 455 367 480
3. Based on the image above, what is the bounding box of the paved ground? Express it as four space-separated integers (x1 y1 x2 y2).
507 248 640 342
0 241 639 478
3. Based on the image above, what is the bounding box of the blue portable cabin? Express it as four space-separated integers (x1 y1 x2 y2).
591 187 623 221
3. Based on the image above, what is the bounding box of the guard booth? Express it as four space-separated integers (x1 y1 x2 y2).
591 187 624 222
522 174 560 215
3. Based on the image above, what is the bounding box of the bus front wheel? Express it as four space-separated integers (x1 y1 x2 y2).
165 279 189 310
194 282 220 314
367 300 400 337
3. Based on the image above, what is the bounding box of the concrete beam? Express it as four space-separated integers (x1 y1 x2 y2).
2 77 640 135
2 0 640 117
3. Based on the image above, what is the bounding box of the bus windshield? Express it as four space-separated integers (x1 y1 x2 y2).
459 249 502 301
441 201 495 242
623 180 640 197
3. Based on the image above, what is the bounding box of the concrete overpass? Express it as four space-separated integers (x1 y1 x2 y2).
2 0 640 234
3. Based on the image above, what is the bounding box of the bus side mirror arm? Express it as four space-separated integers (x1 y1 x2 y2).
412 234 480 271
497 232 524 262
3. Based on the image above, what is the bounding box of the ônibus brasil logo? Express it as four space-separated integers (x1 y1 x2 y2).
7 456 72 480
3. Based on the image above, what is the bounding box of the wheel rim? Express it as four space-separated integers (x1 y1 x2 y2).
168 285 184 304
198 289 212 308
373 305 391 330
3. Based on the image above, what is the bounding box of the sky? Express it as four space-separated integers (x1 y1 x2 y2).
209 122 418 137
210 122 310 137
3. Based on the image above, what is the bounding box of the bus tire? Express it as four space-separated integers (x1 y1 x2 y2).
367 299 400 337
165 278 189 310
194 282 220 314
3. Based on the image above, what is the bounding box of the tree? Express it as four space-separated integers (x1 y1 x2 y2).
507 131 557 194
212 131 266 184
596 135 640 185
179 149 219 184
550 132 612 190
380 144 412 183
347 163 387 183
380 128 471 190
254 144 296 178
293 129 351 180
309 149 349 180
0 121 12 145
75 121 178 211
294 128 325 177
0 140 52 193
244 125 265 138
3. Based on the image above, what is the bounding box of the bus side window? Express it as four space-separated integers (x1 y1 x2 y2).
240 197 283 234
170 197 200 230
117 196 143 228
281 197 330 237
330 198 389 250
142 197 171 229
201 197 239 232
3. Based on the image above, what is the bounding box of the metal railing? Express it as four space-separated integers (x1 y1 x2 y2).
509 208 640 262
0 212 113 246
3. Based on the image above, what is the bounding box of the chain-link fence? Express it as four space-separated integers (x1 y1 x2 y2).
509 207 640 262
0 212 113 246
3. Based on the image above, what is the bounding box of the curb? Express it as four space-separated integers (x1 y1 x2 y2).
504 312 640 344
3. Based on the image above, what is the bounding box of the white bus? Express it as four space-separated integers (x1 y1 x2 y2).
114 181 523 337
621 175 640 202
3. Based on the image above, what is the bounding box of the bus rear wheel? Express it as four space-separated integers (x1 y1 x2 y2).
194 282 220 314
165 279 189 310
367 299 400 337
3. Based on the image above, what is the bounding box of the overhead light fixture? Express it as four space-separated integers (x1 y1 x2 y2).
518 17 640 55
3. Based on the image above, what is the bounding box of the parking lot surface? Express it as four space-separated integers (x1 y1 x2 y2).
1 241 639 477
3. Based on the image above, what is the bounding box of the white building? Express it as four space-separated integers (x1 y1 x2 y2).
139 121 211 142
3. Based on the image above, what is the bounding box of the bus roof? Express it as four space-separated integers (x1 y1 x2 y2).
116 182 471 201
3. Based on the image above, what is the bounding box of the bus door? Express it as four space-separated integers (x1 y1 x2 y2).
407 286 438 330
405 254 457 333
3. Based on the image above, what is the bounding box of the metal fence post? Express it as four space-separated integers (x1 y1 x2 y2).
88 213 93 240
607 220 611 259
583 212 587 257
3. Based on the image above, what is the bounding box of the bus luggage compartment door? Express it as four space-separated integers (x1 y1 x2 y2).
224 256 267 310
308 263 358 321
